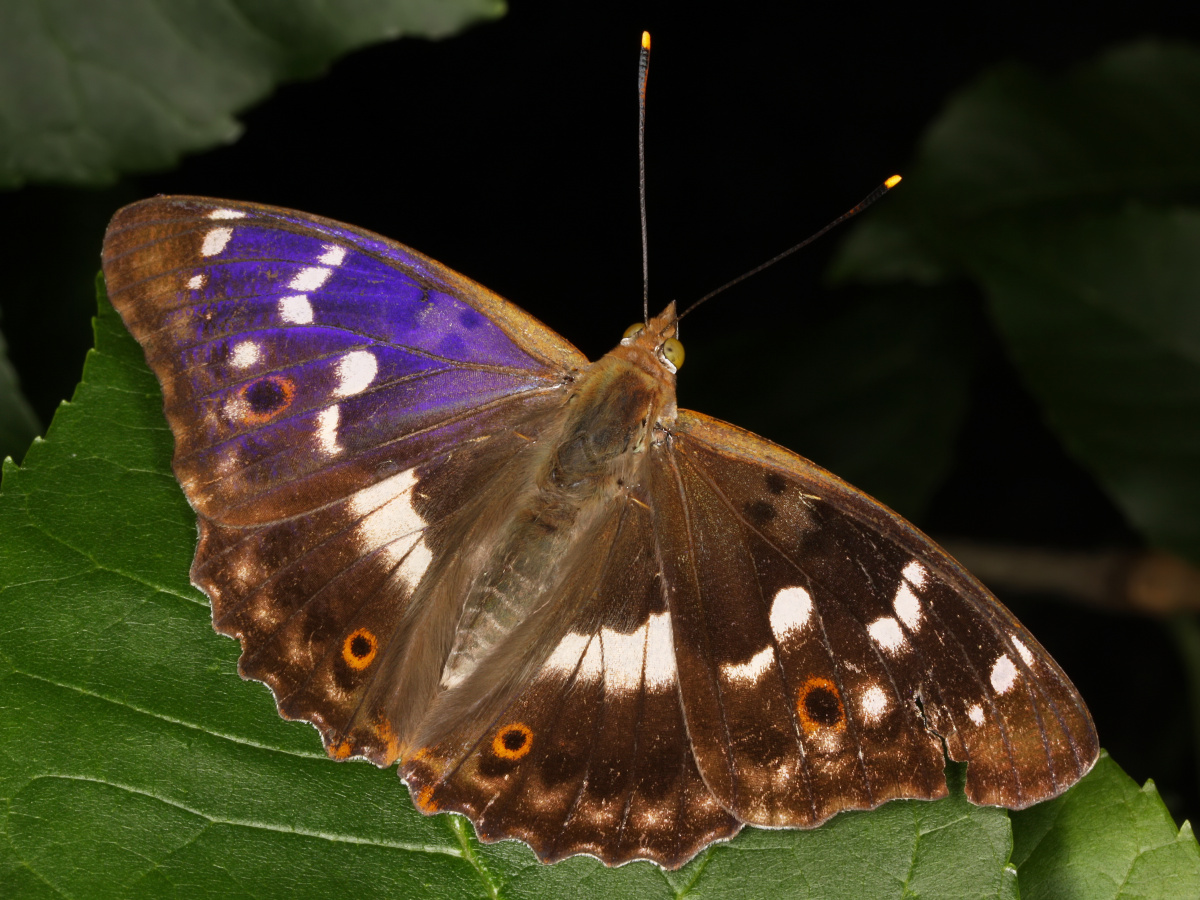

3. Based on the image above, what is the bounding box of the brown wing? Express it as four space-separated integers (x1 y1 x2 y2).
651 410 1098 827
101 196 587 763
195 393 569 765
401 487 739 868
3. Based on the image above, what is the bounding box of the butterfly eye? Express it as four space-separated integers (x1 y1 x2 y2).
661 337 685 369
623 323 645 339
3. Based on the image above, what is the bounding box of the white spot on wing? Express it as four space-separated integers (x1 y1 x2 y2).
968 703 985 726
349 468 433 591
398 541 433 595
893 583 922 631
278 294 313 324
990 654 1017 694
333 350 378 398
642 612 675 691
547 615 673 693
1012 635 1035 667
860 685 889 723
577 635 603 683
230 341 260 369
720 646 775 685
770 586 812 640
207 208 246 220
316 406 342 456
868 616 906 653
201 227 233 257
902 560 928 588
222 394 246 424
187 274 205 290
290 266 332 291
349 468 414 517
601 622 647 695
319 245 347 266
544 633 591 676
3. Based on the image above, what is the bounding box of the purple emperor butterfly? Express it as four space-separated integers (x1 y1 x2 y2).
101 193 1098 869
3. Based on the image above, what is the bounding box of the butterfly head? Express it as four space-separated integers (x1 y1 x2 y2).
618 303 684 374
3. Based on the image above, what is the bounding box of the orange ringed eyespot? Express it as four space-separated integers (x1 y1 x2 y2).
796 676 846 733
236 375 296 425
492 722 533 760
342 628 378 669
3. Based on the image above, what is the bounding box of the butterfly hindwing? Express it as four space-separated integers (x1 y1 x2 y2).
401 485 740 867
192 393 569 764
656 411 1098 824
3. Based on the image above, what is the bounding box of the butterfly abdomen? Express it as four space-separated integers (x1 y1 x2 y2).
435 350 673 696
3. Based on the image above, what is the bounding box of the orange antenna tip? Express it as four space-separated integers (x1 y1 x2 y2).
642 31 651 50
884 174 902 189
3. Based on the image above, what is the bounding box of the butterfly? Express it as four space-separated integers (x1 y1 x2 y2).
101 194 1098 869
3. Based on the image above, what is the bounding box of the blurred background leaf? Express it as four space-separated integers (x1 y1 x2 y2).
831 42 1200 563
0 0 504 188
0 0 504 468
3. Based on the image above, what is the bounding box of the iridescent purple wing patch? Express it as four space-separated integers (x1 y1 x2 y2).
103 197 586 525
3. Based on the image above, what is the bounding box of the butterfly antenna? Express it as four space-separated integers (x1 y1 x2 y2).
638 30 651 323
677 174 903 321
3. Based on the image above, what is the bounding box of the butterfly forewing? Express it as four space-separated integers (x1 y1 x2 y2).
102 197 586 525
659 412 1098 821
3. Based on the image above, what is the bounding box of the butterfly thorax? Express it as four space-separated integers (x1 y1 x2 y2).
430 309 679 704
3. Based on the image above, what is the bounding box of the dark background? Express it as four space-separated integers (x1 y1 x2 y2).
3 2 1199 822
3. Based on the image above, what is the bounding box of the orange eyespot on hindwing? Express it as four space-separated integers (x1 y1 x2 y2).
342 628 378 670
235 374 296 425
492 722 533 760
796 676 846 733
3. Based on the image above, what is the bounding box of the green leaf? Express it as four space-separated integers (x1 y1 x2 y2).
0 0 505 189
1011 751 1200 900
0 283 1192 897
830 41 1200 563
